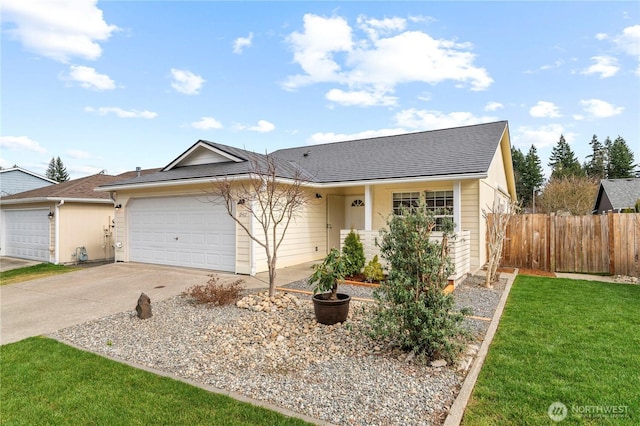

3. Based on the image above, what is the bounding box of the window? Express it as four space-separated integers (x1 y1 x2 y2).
425 190 454 231
351 199 364 207
392 192 420 215
392 190 454 231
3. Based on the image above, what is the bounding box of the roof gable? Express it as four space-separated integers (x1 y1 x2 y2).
595 178 640 212
163 141 246 171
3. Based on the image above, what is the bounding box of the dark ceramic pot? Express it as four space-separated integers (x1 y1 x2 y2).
312 293 351 325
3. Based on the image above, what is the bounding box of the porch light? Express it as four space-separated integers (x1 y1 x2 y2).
237 199 246 205
315 193 323 199
114 204 122 209
48 211 54 219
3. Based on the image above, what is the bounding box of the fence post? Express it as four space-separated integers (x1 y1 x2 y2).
608 211 615 275
549 213 556 272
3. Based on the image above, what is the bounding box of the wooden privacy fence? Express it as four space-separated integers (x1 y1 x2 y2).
491 213 640 276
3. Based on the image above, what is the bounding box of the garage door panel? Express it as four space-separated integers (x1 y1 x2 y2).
128 196 235 271
3 209 50 261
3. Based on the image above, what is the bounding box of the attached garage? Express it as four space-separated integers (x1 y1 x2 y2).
128 196 236 271
2 209 51 262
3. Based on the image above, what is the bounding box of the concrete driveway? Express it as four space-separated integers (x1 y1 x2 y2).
1 262 279 345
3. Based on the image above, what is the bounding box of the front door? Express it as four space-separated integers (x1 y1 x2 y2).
344 195 365 230
326 195 345 251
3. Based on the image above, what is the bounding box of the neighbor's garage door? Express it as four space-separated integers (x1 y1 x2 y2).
128 196 236 271
3 209 51 261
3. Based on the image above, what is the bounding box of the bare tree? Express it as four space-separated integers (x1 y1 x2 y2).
211 153 310 297
537 176 598 215
483 198 518 288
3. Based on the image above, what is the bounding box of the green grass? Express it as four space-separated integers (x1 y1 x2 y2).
463 276 640 425
0 337 310 425
0 263 77 286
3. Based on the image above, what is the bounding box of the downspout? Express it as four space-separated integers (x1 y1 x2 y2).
54 200 64 264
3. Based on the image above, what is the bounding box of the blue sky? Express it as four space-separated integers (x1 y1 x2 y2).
1 1 638 179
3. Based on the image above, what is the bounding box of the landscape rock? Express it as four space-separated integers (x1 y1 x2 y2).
135 292 152 319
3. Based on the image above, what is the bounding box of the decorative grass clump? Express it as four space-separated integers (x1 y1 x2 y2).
182 275 244 307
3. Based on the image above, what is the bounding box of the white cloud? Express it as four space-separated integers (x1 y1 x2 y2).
248 120 275 133
0 135 47 153
283 13 492 102
307 128 406 145
581 56 619 78
524 59 564 74
394 109 497 130
1 0 118 62
64 65 115 90
579 99 624 118
191 117 223 130
170 68 205 95
595 33 608 41
325 88 397 107
84 106 157 119
357 15 407 40
233 32 253 54
612 24 640 56
484 102 503 112
529 101 561 118
67 149 97 159
515 124 576 149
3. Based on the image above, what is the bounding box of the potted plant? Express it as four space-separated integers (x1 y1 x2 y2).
308 248 351 325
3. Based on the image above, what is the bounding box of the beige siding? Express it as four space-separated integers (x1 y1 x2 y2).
235 204 252 274
461 180 480 269
252 189 327 273
58 203 115 264
477 141 513 268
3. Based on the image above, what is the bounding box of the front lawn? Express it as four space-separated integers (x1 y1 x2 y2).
0 263 76 286
463 276 639 424
0 337 309 425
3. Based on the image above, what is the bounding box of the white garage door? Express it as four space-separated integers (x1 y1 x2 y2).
128 196 236 271
3 209 51 261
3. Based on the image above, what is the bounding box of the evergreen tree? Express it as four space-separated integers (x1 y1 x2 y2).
54 157 70 182
511 147 527 204
585 134 607 179
548 134 583 180
607 136 636 179
46 156 70 182
522 145 545 207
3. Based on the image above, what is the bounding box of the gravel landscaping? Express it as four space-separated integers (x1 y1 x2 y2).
51 274 508 425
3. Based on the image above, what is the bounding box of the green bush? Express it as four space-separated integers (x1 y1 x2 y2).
363 255 385 283
368 200 467 363
342 229 365 277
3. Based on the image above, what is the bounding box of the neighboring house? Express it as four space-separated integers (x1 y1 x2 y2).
0 167 57 197
592 178 640 214
96 121 516 278
0 169 159 264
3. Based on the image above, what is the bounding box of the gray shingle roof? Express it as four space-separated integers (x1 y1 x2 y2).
99 121 508 189
273 121 508 183
598 178 640 210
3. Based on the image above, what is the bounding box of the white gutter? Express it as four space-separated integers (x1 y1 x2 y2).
54 200 64 264
95 172 489 192
0 197 113 205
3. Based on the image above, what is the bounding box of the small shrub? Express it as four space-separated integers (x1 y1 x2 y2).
183 275 244 307
363 255 385 283
342 229 365 277
368 199 467 363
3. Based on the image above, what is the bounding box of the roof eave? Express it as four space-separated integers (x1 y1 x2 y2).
96 172 489 192
0 197 114 205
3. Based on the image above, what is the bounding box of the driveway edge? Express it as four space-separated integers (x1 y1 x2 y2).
47 335 334 426
443 270 518 426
